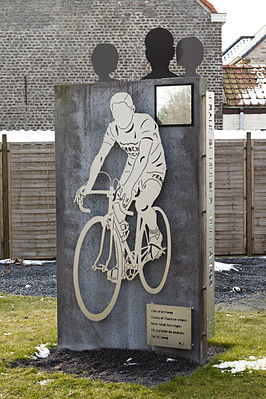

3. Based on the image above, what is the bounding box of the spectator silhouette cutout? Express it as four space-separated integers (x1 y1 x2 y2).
91 44 119 82
176 37 204 77
142 28 178 79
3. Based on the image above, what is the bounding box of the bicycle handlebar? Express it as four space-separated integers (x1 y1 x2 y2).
77 190 111 214
77 188 134 217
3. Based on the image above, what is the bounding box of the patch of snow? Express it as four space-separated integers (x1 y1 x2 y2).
166 358 177 362
124 357 139 366
1 130 55 143
3 332 12 336
214 357 266 373
214 130 266 140
25 284 31 289
35 343 50 359
0 259 14 265
38 379 53 386
226 314 233 317
0 258 55 266
232 286 242 293
22 260 47 266
215 262 239 272
0 296 5 298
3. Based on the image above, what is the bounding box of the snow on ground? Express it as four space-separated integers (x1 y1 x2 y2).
0 259 55 266
38 379 53 386
1 130 266 143
35 344 50 359
214 357 266 373
215 261 239 272
0 130 54 142
214 130 266 140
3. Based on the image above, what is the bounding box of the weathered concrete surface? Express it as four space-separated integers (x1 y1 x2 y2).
55 78 207 365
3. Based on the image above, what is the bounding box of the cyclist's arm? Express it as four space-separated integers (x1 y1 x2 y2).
74 141 113 203
86 141 113 189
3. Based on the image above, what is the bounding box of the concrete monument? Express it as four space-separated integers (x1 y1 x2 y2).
55 77 214 365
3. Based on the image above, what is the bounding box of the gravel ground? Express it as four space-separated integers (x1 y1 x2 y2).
215 257 265 311
0 261 57 298
1 256 265 386
0 257 265 307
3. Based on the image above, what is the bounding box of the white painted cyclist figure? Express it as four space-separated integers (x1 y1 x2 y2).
74 92 167 276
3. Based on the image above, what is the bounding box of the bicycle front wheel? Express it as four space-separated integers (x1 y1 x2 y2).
73 216 122 321
139 206 171 295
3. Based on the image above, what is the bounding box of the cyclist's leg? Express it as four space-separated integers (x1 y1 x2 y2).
135 178 163 258
106 199 133 282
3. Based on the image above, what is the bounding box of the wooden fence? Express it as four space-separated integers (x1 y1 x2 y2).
215 136 266 255
1 136 266 258
1 140 56 259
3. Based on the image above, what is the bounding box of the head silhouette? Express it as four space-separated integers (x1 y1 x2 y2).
110 92 135 129
142 27 177 79
91 44 119 82
176 37 204 77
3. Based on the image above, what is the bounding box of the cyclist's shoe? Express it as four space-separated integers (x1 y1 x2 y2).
148 228 163 259
105 213 113 230
118 220 129 242
107 266 119 283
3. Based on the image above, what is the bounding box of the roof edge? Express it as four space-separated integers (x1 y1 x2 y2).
222 36 254 56
195 0 217 13
241 34 266 60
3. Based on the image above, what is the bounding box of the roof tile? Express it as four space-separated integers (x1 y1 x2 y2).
223 65 266 106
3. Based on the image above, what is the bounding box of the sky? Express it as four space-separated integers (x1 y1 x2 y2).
211 0 266 51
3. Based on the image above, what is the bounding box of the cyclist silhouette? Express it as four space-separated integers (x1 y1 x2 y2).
74 92 167 273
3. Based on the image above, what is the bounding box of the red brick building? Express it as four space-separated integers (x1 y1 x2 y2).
0 0 225 130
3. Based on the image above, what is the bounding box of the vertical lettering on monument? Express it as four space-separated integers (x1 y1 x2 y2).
206 91 215 339
73 92 172 321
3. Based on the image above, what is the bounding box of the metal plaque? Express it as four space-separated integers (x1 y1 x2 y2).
147 304 192 350
205 91 215 339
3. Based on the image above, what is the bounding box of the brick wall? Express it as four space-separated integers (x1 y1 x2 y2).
244 38 266 65
0 0 223 130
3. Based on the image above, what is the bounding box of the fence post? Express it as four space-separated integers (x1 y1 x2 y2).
2 134 10 258
246 132 252 256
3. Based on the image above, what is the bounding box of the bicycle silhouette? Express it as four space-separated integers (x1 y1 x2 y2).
73 172 171 321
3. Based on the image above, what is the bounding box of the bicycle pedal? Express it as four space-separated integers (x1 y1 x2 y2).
107 267 118 283
92 263 106 271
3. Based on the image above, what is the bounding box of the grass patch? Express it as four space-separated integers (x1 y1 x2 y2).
0 293 265 398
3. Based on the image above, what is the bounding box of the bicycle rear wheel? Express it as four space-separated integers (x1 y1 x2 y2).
73 216 122 321
139 206 171 294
